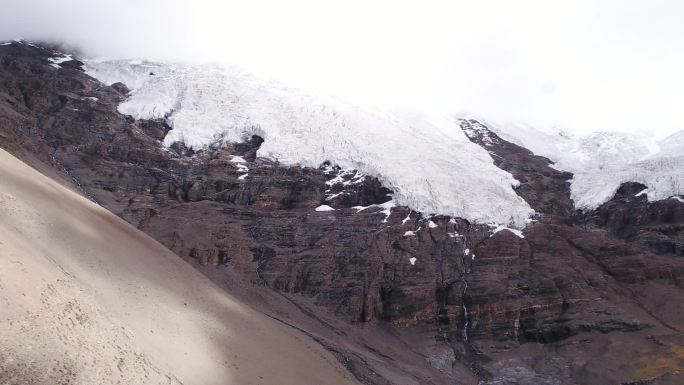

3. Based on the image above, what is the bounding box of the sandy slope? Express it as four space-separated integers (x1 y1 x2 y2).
0 149 358 385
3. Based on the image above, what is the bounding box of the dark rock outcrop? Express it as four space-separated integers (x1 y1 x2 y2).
460 118 574 219
585 182 684 257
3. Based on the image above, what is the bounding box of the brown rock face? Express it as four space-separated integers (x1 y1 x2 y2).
2 42 684 385
460 118 574 218
585 182 684 257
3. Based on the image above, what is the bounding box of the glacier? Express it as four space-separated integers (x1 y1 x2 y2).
85 59 533 227
487 122 684 210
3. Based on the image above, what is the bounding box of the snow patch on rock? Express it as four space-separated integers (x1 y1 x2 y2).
490 225 525 239
402 212 412 225
49 54 73 69
230 155 249 178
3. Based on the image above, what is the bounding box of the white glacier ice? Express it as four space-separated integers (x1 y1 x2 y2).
84 59 533 227
486 121 684 211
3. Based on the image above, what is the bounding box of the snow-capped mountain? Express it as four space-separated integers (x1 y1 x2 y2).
85 59 534 227
84 58 684 226
487 122 684 210
3 41 684 385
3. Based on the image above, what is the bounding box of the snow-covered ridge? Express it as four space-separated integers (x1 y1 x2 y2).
487 122 684 210
84 59 533 227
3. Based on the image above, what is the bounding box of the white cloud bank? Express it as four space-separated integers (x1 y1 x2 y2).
1 0 683 136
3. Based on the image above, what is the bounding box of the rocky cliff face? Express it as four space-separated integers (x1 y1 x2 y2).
585 182 684 257
2 41 684 385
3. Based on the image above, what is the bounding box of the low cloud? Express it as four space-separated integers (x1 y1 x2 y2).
1 0 683 136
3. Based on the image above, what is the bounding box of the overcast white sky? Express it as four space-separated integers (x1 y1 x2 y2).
1 0 682 135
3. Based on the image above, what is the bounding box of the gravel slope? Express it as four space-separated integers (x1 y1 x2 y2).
0 148 358 385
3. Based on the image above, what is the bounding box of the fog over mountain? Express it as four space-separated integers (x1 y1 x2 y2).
1 0 683 136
